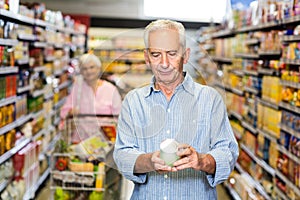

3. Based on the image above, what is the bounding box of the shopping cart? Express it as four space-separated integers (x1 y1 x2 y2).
50 114 121 200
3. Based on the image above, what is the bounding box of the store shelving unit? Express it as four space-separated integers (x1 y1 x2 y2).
0 5 86 199
198 6 300 199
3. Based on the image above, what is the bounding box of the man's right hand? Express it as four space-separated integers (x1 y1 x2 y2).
134 151 172 173
151 151 172 173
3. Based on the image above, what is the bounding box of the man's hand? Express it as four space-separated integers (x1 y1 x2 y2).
134 151 172 173
151 151 172 173
172 144 216 174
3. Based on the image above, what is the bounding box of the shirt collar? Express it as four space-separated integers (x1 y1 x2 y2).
143 72 195 97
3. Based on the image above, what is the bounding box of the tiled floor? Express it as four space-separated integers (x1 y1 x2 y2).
36 177 232 200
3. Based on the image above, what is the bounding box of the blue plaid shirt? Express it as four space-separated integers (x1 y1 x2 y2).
113 73 239 200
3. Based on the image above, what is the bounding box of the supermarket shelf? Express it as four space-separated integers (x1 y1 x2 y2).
257 98 279 110
0 178 10 193
16 58 29 65
33 66 47 73
241 120 257 134
18 33 36 41
32 128 46 141
275 169 300 197
231 88 244 96
232 127 243 140
44 92 54 100
274 186 289 200
240 144 275 176
0 38 18 46
0 9 84 36
229 111 243 121
57 80 71 90
31 89 45 98
279 101 300 115
223 183 242 200
257 128 277 143
0 9 35 25
0 113 32 136
234 53 260 59
248 108 257 117
23 167 51 200
45 56 56 62
202 44 215 51
211 56 232 64
211 29 235 38
257 67 278 76
282 15 300 24
44 109 55 120
279 123 300 138
282 35 300 42
277 145 300 165
243 86 259 95
53 117 60 126
244 38 260 45
17 84 33 94
236 21 280 33
0 66 18 74
53 97 66 110
258 50 281 56
243 69 259 76
235 163 272 200
0 96 17 107
33 41 47 48
0 137 31 165
50 186 104 192
231 69 244 77
281 58 300 65
43 132 60 153
32 109 45 120
280 80 300 89
53 69 64 76
53 43 64 49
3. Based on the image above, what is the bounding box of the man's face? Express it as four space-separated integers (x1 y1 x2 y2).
80 61 101 83
144 29 190 85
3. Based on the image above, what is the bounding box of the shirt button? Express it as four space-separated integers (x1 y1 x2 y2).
166 130 170 134
164 174 168 179
167 108 170 113
164 196 167 200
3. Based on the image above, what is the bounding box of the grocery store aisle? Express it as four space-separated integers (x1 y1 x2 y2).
36 178 231 200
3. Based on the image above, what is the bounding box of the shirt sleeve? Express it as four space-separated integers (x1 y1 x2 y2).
113 94 147 184
205 90 239 187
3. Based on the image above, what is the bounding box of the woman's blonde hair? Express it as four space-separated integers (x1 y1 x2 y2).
144 19 186 50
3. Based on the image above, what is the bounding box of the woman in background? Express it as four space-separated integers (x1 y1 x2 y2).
60 53 122 143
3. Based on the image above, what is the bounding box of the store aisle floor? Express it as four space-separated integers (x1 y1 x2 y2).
36 178 232 200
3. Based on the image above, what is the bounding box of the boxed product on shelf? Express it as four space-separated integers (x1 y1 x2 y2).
242 130 257 153
0 103 15 128
261 76 282 104
15 95 27 119
269 141 279 169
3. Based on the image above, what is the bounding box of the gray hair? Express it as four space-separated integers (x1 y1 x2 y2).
79 53 101 68
144 19 186 50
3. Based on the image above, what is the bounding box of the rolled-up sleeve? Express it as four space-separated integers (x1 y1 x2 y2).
205 92 239 187
113 94 147 183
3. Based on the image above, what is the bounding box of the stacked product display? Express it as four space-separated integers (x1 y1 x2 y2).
0 1 86 200
198 0 300 200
